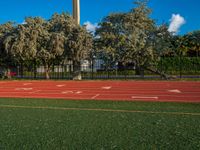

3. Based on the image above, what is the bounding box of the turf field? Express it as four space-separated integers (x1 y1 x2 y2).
0 98 200 149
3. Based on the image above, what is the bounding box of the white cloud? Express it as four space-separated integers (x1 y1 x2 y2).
168 14 186 34
21 20 27 25
84 21 98 33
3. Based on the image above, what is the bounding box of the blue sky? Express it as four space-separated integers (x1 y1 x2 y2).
0 0 199 34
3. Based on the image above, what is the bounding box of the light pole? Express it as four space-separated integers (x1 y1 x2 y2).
72 0 81 80
72 0 80 25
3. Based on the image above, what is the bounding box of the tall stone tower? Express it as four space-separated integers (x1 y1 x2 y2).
73 0 80 25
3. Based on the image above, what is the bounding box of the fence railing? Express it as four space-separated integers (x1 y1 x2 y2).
1 57 200 80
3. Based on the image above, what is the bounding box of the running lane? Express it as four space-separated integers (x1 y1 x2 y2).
0 81 199 103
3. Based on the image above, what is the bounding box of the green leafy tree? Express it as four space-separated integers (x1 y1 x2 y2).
95 13 128 70
151 24 174 57
49 13 93 80
3 17 46 78
182 31 200 56
4 19 38 63
3 17 66 79
144 24 177 78
65 26 93 80
95 0 155 76
35 15 66 79
122 0 155 76
0 22 16 78
95 0 176 78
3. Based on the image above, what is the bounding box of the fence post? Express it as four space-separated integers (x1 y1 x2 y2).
17 65 20 78
70 63 73 80
179 54 182 78
34 60 37 79
115 62 118 79
61 64 64 79
107 66 110 79
91 59 94 79
20 63 24 78
160 56 163 79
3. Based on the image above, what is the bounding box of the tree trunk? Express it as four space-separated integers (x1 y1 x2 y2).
5 68 11 79
44 65 50 79
144 66 175 80
73 60 82 80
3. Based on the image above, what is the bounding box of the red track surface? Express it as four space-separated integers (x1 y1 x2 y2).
0 80 200 103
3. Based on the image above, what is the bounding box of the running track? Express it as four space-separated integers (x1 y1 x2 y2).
0 80 200 103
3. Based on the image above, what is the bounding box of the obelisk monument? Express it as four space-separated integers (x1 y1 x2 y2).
73 0 80 25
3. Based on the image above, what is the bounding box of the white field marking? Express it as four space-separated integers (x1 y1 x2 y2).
29 90 41 94
91 94 100 99
62 91 74 94
62 91 82 94
15 88 33 91
132 96 158 100
168 89 182 93
102 86 112 90
75 91 82 94
56 84 66 88
0 104 200 116
23 83 32 86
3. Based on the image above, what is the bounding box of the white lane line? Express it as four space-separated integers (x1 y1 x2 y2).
75 91 82 94
91 94 100 99
61 91 83 94
132 96 158 100
168 89 181 93
102 86 112 90
62 91 73 94
29 90 41 94
56 85 66 87
23 83 32 86
15 88 33 91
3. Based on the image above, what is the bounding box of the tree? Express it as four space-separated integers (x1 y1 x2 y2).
0 22 14 57
95 13 128 69
122 0 155 76
35 15 66 79
3 16 66 79
182 31 200 56
95 0 177 79
95 0 155 76
143 24 177 78
3 19 39 63
0 22 16 78
151 24 174 56
3 17 47 78
1 13 92 80
65 26 93 80
49 13 93 80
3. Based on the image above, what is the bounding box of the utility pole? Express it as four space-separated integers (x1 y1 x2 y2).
72 0 80 25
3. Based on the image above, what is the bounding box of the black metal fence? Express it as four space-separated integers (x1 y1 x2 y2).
1 57 200 80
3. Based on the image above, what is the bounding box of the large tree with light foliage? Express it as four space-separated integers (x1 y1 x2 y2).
95 0 154 76
49 13 93 80
95 0 175 78
0 22 16 78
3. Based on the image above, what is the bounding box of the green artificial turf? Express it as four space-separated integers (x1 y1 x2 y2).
0 98 200 150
